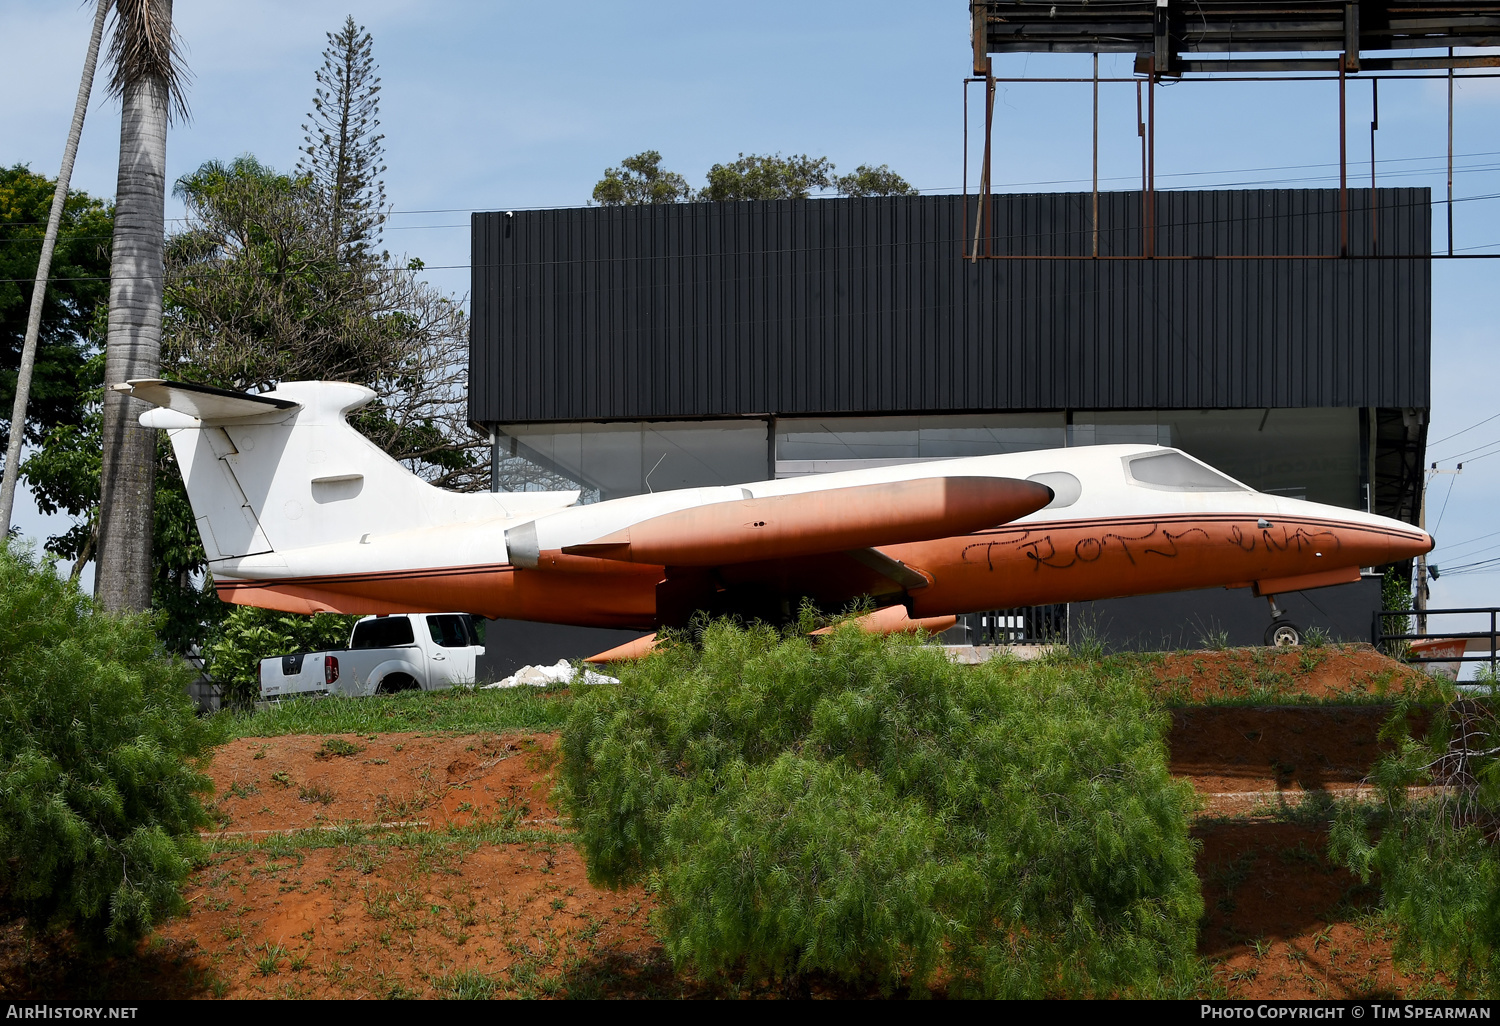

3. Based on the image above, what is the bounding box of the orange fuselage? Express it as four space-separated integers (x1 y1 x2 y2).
213 509 1422 630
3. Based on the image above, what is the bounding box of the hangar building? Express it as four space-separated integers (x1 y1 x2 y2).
468 189 1429 670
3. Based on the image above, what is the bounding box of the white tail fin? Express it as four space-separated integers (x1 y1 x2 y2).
125 379 578 569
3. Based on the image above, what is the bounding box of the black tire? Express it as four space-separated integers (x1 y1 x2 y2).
1264 621 1303 648
377 673 419 695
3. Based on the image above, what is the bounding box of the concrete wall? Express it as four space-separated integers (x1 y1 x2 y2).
476 619 648 681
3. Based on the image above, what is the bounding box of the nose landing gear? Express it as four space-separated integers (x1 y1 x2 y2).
1262 595 1303 647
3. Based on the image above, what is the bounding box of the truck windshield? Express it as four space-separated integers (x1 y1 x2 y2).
351 617 415 649
426 615 473 649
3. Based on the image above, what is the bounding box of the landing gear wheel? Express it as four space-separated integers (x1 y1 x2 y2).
1264 621 1303 648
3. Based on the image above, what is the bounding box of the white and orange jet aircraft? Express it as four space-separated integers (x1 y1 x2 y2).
122 379 1433 657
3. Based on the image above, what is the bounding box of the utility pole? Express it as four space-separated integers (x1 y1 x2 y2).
1417 481 1428 634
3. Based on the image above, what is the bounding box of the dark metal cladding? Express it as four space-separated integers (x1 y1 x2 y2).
469 190 1430 425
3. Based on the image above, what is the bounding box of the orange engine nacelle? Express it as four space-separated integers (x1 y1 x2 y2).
562 477 1053 567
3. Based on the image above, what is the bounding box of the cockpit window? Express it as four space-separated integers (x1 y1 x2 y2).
1126 451 1245 492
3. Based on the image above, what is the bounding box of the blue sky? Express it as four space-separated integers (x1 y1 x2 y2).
5 1 1499 623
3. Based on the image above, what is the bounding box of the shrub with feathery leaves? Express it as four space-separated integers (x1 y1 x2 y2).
0 542 220 945
204 605 358 708
558 620 1203 997
1331 678 1500 997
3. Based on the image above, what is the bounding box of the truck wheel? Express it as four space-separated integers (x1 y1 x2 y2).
377 673 419 695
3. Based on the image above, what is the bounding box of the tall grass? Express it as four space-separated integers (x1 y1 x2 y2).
225 684 574 739
559 621 1204 998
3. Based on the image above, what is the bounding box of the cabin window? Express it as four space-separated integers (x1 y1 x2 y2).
1126 452 1245 492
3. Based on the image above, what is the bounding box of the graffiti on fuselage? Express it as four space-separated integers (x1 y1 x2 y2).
1228 522 1341 556
962 520 1341 573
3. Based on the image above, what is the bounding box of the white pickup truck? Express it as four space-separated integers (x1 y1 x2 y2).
258 613 486 700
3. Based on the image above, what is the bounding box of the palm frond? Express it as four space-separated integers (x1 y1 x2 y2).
105 0 191 123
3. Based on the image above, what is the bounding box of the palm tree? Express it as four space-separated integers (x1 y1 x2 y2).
0 1 111 535
95 0 187 612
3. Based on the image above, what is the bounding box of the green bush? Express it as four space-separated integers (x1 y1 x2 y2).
204 605 358 707
1380 565 1414 658
558 621 1203 997
0 542 220 945
1331 680 1500 996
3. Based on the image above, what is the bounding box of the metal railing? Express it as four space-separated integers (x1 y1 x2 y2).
966 605 1068 646
1372 606 1500 676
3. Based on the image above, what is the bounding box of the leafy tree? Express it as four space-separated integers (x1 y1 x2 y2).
1377 563 1415 658
0 541 219 946
833 163 916 197
26 15 479 655
1 0 109 534
164 155 485 490
1332 683 1500 996
592 152 918 205
592 151 691 206
559 620 1203 997
165 155 397 391
203 606 358 708
24 150 484 652
298 16 387 262
699 153 836 201
22 351 105 578
0 167 111 466
23 351 223 652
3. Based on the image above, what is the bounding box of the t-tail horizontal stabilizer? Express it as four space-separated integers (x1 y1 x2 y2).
125 378 580 592
116 379 301 426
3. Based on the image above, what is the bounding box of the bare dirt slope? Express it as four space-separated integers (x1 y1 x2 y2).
0 643 1455 999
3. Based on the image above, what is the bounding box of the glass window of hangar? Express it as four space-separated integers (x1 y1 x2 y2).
495 408 1362 510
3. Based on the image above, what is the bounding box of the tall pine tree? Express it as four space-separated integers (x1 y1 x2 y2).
297 16 386 263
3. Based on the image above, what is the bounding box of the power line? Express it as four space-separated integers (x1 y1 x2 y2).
1434 555 1500 577
1439 441 1500 466
1433 435 1500 463
1434 526 1500 553
1433 473 1460 536
10 148 1500 230
1430 411 1500 448
1434 540 1500 565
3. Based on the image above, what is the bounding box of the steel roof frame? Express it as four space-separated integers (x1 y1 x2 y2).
964 1 1500 258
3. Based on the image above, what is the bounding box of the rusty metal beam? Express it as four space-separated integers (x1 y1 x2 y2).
1345 1 1361 72
972 1 987 76
1176 53 1500 72
961 253 1498 261
1340 54 1349 257
975 0 1500 62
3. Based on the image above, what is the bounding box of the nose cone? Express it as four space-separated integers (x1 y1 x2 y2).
1269 496 1433 566
1334 523 1431 569
1390 526 1434 563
